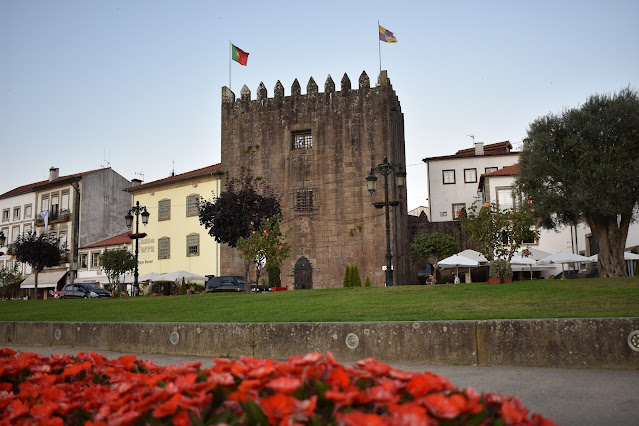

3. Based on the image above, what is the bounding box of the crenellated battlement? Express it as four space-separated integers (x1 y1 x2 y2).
222 70 394 106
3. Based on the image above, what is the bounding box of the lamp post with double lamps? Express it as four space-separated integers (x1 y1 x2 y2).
125 201 150 296
365 156 406 286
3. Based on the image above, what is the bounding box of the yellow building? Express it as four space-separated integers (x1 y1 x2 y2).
125 164 223 280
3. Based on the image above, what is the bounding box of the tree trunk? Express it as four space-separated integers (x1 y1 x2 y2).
243 259 251 292
34 269 39 299
587 214 630 277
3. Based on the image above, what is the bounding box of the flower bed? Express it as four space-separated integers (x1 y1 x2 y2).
0 348 555 425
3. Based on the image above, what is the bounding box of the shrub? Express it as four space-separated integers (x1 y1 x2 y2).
267 264 281 287
343 265 351 287
0 348 556 425
365 275 371 287
179 278 187 295
351 265 362 287
489 259 513 282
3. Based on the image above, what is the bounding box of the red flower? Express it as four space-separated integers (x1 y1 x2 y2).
260 393 297 422
266 377 301 394
501 399 529 424
152 393 181 418
389 404 436 426
338 411 388 426
422 393 463 419
325 386 361 406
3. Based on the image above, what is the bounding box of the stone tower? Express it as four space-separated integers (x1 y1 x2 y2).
220 70 410 288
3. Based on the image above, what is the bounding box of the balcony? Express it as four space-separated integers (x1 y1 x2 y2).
35 209 71 226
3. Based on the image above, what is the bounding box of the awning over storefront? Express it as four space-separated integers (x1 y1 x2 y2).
21 270 68 289
73 274 135 285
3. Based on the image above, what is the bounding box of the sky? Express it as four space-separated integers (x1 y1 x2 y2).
1 0 638 211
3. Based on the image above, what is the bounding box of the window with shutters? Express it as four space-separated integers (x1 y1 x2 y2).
158 199 171 221
158 237 170 259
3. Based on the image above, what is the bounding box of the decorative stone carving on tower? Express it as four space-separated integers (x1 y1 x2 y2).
220 71 410 289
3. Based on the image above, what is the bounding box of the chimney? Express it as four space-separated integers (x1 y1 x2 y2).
131 178 142 187
474 142 484 156
49 167 59 181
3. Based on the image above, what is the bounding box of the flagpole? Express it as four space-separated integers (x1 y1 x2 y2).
229 40 232 90
378 20 382 73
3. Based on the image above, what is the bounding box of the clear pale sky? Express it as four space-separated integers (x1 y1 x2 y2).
2 0 637 211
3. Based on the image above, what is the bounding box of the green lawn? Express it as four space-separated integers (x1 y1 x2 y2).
1 277 637 323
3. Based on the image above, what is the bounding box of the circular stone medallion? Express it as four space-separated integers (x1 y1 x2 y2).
170 331 180 345
54 329 61 340
345 332 360 350
628 330 639 352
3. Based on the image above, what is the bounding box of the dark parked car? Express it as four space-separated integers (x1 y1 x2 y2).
60 283 111 299
205 276 271 293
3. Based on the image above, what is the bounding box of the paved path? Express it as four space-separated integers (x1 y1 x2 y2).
4 345 639 426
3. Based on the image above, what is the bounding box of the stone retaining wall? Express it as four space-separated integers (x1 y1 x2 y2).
2 318 638 369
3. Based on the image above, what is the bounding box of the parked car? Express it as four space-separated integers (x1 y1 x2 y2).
60 283 111 299
205 276 271 293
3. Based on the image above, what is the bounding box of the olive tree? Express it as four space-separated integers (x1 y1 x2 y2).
516 88 639 277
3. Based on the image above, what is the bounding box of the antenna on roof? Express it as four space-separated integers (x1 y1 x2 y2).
171 161 175 177
102 148 111 168
467 134 475 146
134 171 144 182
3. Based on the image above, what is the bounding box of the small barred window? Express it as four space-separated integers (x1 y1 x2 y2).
294 188 316 211
292 131 312 149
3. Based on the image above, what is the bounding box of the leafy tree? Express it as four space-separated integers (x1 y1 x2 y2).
516 88 639 277
460 197 538 282
411 232 460 284
0 264 22 299
12 232 65 297
199 170 281 248
99 249 136 297
236 215 291 292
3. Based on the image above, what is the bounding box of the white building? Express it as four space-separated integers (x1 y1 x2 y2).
423 141 520 222
480 164 638 277
0 181 38 277
76 232 134 291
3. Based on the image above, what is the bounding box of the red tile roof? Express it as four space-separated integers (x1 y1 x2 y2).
0 167 108 199
125 164 223 192
79 232 132 249
423 141 518 162
482 163 521 177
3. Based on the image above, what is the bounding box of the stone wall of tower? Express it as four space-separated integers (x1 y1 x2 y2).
220 70 410 288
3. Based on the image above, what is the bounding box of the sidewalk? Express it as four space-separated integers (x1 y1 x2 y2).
5 344 639 426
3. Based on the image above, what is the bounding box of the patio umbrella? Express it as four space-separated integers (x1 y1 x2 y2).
138 272 162 282
510 255 538 280
437 254 479 281
537 252 593 276
155 270 206 282
587 252 639 262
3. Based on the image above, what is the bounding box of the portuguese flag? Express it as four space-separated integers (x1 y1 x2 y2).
231 44 249 66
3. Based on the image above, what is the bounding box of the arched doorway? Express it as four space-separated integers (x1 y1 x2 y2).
293 257 313 289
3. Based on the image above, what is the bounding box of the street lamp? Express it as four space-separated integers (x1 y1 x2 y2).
366 156 406 286
125 201 150 296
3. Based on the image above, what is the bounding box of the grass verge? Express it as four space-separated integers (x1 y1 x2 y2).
0 277 637 323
